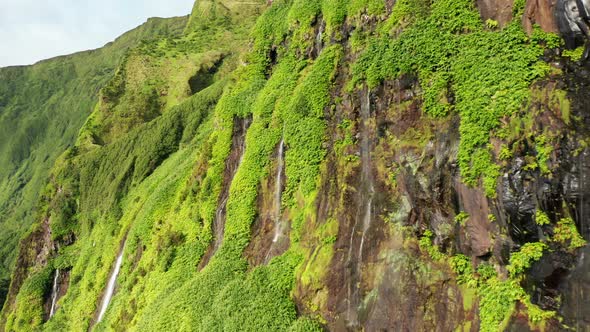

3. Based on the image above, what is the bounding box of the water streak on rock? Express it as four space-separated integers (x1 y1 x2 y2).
49 269 60 318
345 88 374 328
97 244 125 323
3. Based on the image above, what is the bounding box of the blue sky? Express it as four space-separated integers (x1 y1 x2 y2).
0 0 194 67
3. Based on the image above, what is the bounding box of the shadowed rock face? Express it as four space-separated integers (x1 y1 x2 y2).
290 7 590 328
199 116 251 270
555 0 590 58
555 61 590 331
304 71 474 330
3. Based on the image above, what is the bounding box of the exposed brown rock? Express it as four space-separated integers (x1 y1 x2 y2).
477 0 515 27
455 181 494 257
0 217 53 329
244 140 289 267
522 0 559 33
198 115 251 270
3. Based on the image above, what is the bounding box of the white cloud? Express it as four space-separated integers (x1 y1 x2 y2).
0 0 194 67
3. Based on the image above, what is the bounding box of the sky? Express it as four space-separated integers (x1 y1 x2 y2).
0 0 194 68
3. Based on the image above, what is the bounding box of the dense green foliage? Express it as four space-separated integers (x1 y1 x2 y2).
448 244 553 332
553 217 587 251
0 16 188 306
2 0 586 331
352 0 549 196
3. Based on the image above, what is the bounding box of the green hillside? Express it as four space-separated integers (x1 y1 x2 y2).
0 15 188 307
1 0 590 331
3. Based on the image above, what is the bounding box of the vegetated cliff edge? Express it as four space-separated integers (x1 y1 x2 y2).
1 0 589 331
0 15 188 307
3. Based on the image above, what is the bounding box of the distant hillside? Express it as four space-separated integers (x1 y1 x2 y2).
0 15 188 306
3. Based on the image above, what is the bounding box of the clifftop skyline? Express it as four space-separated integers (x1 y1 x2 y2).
0 0 193 68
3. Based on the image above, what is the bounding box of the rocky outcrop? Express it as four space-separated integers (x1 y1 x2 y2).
523 0 559 33
478 0 515 27
0 218 53 329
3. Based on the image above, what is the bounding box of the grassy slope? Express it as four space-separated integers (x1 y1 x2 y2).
0 15 188 306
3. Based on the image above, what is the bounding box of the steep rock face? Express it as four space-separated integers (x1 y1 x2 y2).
523 0 559 33
1 0 590 331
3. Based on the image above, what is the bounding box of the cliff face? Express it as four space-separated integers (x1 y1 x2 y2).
1 0 589 331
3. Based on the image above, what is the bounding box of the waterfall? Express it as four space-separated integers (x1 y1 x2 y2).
213 195 230 252
560 147 590 330
358 90 375 264
571 148 590 330
97 244 125 323
315 20 325 55
202 116 250 268
264 138 285 263
345 89 374 327
579 149 589 239
48 269 60 318
272 138 285 243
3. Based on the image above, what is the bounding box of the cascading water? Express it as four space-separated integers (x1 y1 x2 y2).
48 269 60 318
201 116 251 269
345 89 374 328
560 148 590 330
264 137 285 263
213 195 230 253
315 20 325 56
96 243 125 324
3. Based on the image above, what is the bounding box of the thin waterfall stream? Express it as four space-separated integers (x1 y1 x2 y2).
48 269 60 318
561 148 590 330
264 137 285 263
315 20 325 56
96 242 125 324
213 117 250 254
345 89 374 328
200 116 251 269
272 138 285 243
213 195 230 253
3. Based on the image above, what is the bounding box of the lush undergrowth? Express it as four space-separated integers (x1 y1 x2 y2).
0 16 188 308
3 0 338 330
2 0 585 331
352 0 551 196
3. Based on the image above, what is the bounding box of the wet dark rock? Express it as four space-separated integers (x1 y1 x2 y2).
501 157 539 244
560 247 590 331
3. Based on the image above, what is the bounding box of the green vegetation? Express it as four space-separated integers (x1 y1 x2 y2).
534 134 553 175
535 210 551 226
454 212 469 226
507 242 547 277
4 267 52 331
1 0 585 331
351 0 551 196
0 16 188 308
7 1 341 330
453 249 553 332
419 230 445 261
553 217 587 251
562 46 585 61
422 234 554 331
